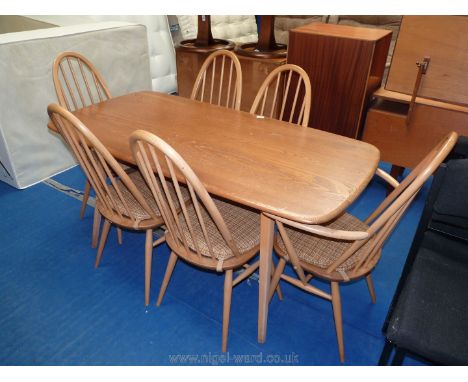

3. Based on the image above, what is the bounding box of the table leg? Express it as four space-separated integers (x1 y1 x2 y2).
258 213 274 343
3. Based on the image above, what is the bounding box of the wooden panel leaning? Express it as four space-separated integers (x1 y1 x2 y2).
52 51 112 241
265 131 458 363
47 103 172 307
249 64 312 127
129 130 281 352
190 49 242 110
385 16 468 105
362 16 468 169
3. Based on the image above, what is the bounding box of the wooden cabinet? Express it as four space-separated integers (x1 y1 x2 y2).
287 23 392 138
362 16 468 168
364 97 468 168
175 47 286 112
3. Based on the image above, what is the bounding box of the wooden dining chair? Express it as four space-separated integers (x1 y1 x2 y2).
52 51 114 240
130 130 265 352
190 50 243 110
48 103 183 306
266 132 458 363
249 64 312 127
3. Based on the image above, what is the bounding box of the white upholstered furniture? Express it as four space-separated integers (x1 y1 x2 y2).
175 15 258 44
0 21 152 188
25 15 177 93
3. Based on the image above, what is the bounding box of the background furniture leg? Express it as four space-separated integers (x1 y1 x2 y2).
378 339 394 365
390 347 406 365
387 165 405 195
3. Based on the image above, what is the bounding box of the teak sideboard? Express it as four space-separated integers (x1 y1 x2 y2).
287 23 392 138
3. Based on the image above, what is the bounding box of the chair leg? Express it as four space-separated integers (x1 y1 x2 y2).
331 281 345 363
156 251 178 307
270 259 284 301
390 347 406 366
378 339 394 366
365 274 377 304
91 207 101 249
117 228 123 245
80 180 91 219
268 257 286 302
222 269 233 353
95 219 111 268
144 229 153 306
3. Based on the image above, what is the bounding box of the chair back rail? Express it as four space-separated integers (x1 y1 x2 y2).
130 130 242 261
190 50 242 111
250 64 312 127
53 51 111 111
47 104 155 225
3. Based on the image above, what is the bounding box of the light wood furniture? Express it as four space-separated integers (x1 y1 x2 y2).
362 16 468 169
49 91 380 344
190 50 242 110
250 64 312 127
176 49 286 112
47 104 172 306
287 23 392 138
52 51 112 226
130 130 264 352
268 132 457 362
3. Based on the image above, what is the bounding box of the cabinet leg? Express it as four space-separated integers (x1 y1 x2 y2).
387 165 405 195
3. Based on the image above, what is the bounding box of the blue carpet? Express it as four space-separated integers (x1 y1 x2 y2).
0 164 429 365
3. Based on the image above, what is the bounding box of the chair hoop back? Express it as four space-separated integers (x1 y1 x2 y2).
129 130 242 260
190 50 243 111
328 132 458 275
250 64 312 127
53 51 111 112
47 104 155 224
271 132 457 280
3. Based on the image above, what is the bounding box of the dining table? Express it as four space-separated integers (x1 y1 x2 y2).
49 91 380 343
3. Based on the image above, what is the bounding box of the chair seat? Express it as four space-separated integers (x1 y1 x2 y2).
275 212 371 273
108 171 188 221
178 198 260 261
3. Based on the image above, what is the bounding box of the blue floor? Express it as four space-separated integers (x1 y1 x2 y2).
0 164 429 365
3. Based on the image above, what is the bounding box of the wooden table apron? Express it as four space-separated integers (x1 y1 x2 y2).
64 91 380 343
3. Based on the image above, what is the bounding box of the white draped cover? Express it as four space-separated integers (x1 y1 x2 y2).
0 22 152 188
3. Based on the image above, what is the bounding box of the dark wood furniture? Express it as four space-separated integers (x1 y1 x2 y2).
362 16 468 169
177 15 235 53
287 23 392 138
175 15 286 112
50 91 380 344
236 15 287 59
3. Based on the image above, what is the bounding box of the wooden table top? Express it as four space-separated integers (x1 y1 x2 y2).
67 91 380 224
